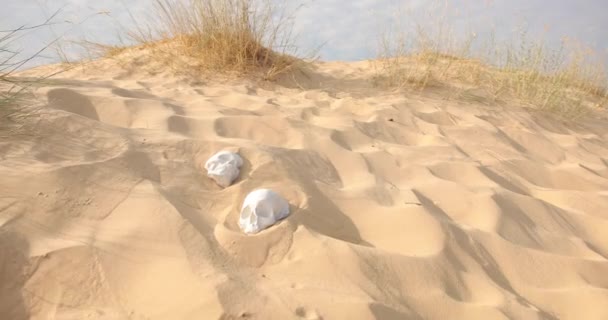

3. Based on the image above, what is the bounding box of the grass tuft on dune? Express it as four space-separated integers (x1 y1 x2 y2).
374 3 608 118
94 0 303 80
1 19 64 135
1 27 37 132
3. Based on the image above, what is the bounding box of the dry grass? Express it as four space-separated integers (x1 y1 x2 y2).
1 28 34 122
95 0 304 80
374 3 608 118
1 18 63 134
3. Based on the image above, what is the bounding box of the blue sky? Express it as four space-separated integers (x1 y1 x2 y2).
2 0 607 68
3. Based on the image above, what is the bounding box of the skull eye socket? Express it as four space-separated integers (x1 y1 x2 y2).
254 202 272 218
241 206 254 220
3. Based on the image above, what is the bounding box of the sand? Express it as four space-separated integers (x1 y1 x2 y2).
2 58 608 320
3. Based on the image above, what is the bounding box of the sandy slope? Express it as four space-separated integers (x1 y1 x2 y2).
2 59 608 320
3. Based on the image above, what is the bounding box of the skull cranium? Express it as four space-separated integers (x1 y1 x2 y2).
239 189 290 234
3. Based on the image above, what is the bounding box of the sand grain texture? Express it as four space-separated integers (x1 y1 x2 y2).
2 59 608 320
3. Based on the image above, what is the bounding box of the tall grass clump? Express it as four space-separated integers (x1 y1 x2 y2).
2 30 27 112
112 0 302 79
1 28 35 128
374 2 608 117
489 34 608 116
1 19 61 134
374 2 478 90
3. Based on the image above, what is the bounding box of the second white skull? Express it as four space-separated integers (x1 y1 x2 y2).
205 151 243 188
239 189 290 234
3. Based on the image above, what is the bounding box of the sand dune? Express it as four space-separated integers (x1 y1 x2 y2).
2 59 608 320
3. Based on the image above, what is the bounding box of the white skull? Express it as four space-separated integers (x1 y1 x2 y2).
205 151 243 188
239 189 290 234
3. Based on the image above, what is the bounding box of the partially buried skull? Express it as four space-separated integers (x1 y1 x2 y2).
205 151 243 188
239 189 290 234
